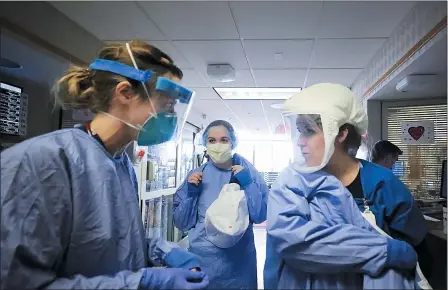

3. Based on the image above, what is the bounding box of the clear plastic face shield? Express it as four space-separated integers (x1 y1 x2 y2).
88 43 195 146
281 83 369 173
285 113 337 173
146 78 196 146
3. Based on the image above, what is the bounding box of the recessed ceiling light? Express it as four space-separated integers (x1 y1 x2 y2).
0 58 23 69
214 87 302 100
271 103 284 109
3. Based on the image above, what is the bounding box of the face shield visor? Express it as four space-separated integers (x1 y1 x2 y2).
284 113 338 173
88 43 195 146
151 76 195 146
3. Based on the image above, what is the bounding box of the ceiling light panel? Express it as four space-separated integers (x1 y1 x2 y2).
214 87 302 100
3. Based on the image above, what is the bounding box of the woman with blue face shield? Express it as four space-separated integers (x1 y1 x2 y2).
264 83 428 289
173 120 268 289
1 41 209 290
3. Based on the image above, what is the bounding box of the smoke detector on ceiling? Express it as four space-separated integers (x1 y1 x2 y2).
207 64 235 83
396 74 439 92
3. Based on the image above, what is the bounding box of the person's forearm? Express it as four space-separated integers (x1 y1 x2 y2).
234 170 268 224
3 269 145 290
270 220 390 276
173 183 200 231
242 183 267 224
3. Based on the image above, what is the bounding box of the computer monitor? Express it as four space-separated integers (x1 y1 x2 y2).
440 160 447 199
0 82 25 136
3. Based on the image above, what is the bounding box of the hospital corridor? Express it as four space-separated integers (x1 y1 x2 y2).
1 1 447 289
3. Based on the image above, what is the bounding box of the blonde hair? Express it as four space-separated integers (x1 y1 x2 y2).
54 40 183 113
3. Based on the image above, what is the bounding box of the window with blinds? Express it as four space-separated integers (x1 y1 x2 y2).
387 104 447 197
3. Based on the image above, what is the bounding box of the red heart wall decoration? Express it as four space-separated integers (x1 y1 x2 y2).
408 126 425 140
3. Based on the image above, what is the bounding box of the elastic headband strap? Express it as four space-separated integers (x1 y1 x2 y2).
89 59 154 82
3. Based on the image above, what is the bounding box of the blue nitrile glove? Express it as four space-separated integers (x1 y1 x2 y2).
234 168 253 188
149 237 180 267
385 239 418 269
187 182 203 197
140 268 209 290
164 248 202 270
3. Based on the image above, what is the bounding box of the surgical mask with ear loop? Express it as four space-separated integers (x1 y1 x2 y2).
88 43 195 147
206 143 232 164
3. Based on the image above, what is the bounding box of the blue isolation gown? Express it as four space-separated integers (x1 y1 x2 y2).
355 160 427 247
264 166 417 289
173 153 268 289
1 129 198 289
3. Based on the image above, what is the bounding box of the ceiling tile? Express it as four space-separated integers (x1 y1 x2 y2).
224 100 271 134
149 41 192 69
224 100 264 117
173 40 249 74
104 40 193 69
306 69 363 87
261 100 286 125
318 1 416 38
206 70 255 88
181 69 208 88
51 2 165 41
244 40 313 69
230 1 322 39
140 2 239 40
311 38 386 69
240 116 271 133
192 88 221 100
253 69 307 87
193 99 236 121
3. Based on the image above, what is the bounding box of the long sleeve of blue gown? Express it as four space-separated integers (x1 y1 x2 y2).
268 182 391 277
233 154 269 224
1 152 145 289
125 157 198 270
173 172 201 231
381 176 427 246
126 163 200 270
233 155 268 224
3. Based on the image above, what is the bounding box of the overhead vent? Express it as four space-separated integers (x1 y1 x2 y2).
207 64 235 83
396 74 440 92
214 87 302 100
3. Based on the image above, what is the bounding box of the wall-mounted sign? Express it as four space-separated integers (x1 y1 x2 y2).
401 121 434 144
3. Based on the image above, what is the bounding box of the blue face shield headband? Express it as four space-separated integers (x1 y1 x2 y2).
89 59 193 104
88 53 195 146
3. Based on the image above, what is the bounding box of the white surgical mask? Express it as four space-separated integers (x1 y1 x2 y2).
207 143 232 164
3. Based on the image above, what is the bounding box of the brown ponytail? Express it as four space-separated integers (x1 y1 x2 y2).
54 66 98 110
